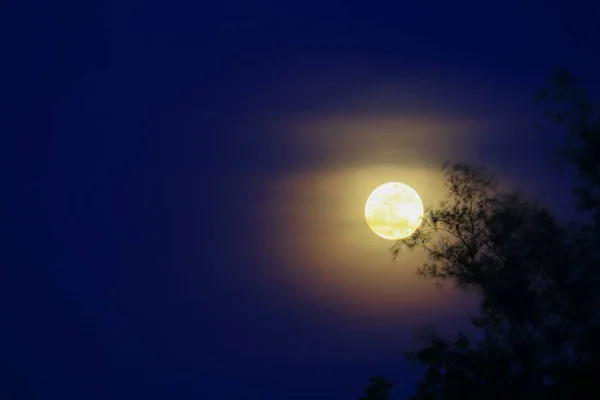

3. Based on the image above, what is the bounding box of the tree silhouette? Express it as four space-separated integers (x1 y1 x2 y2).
364 71 600 400
538 70 600 224
359 376 395 400
394 163 578 399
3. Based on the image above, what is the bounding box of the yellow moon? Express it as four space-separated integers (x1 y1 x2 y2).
365 182 424 240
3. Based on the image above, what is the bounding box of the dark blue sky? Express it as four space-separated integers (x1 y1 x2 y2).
3 1 600 399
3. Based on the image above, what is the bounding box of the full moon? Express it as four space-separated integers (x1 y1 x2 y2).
364 182 424 240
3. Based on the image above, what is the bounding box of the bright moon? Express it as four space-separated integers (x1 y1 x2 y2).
364 182 424 240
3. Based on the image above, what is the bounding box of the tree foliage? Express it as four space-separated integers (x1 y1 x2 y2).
538 70 600 223
367 71 600 400
359 376 395 400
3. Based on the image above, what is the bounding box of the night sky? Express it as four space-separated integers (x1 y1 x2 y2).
4 1 600 399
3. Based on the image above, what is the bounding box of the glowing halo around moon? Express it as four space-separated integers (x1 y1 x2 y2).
364 182 425 240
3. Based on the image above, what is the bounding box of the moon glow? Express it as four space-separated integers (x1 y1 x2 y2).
365 182 424 240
